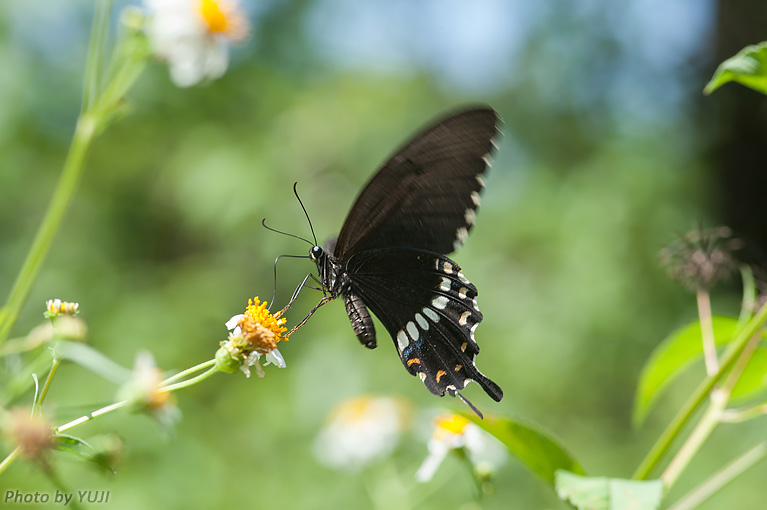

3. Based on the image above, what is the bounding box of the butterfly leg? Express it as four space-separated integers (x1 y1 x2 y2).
285 295 334 336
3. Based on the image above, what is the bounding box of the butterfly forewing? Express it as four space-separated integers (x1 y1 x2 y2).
334 107 500 258
306 106 504 414
345 248 503 401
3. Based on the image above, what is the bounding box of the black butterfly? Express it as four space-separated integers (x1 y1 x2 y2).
303 107 503 416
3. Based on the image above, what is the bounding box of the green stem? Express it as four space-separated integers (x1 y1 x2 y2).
660 391 726 488
160 365 221 392
667 443 767 510
55 400 130 434
720 404 767 423
0 447 21 476
0 0 119 346
161 359 217 386
658 331 761 488
82 0 113 112
696 289 718 376
35 358 63 411
0 115 97 345
632 301 767 480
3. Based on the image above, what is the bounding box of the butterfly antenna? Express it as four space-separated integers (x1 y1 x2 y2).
456 391 484 419
293 182 318 246
268 254 311 309
261 218 314 246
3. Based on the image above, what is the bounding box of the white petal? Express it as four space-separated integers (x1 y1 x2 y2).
225 314 244 330
415 441 449 483
265 348 286 368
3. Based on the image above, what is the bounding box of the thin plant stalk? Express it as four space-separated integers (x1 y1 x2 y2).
0 116 98 345
661 332 762 488
633 300 767 480
667 443 767 510
0 0 115 345
696 289 718 376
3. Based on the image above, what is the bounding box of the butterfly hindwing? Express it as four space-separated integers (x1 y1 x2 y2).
334 107 500 258
344 248 503 401
302 106 504 414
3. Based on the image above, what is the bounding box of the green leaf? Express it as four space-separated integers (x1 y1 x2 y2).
555 471 664 510
53 434 116 474
730 346 767 402
704 42 767 95
464 412 585 486
633 316 739 426
53 340 132 384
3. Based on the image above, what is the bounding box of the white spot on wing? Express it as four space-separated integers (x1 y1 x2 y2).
415 313 429 330
476 175 485 187
406 321 418 341
482 155 492 168
458 287 469 300
457 272 470 284
470 191 480 207
464 208 476 226
454 227 469 250
397 330 409 351
423 307 439 322
440 277 451 292
459 311 471 326
432 296 449 310
470 323 479 340
442 262 454 274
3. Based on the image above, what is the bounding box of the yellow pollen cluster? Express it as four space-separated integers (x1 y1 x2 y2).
198 0 249 39
434 414 470 440
235 298 287 353
45 299 79 316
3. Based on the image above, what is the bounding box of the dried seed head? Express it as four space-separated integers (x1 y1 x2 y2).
660 226 742 291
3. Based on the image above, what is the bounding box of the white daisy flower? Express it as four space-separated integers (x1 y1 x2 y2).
221 297 288 377
416 414 506 483
118 351 181 427
144 0 249 87
314 396 411 471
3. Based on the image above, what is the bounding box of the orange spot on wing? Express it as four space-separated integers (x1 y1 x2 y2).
454 364 462 372
436 370 447 382
407 358 420 366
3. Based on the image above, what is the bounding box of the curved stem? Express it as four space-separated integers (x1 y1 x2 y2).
0 447 21 476
161 359 217 386
0 115 97 345
668 443 767 510
160 365 221 393
36 358 62 412
696 289 718 376
661 331 762 488
633 301 767 480
55 400 130 434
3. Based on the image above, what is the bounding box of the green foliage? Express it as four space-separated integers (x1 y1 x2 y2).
2 2 766 509
633 316 739 426
53 340 132 384
555 471 663 510
465 412 585 486
704 42 767 95
53 434 116 475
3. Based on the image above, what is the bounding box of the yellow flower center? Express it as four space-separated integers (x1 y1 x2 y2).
198 0 249 39
233 297 287 353
433 414 470 440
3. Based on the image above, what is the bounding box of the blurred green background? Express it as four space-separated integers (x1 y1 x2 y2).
1 1 766 508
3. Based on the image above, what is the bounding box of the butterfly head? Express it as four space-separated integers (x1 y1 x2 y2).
309 245 323 262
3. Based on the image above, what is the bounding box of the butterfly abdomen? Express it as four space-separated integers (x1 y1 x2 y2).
344 290 377 349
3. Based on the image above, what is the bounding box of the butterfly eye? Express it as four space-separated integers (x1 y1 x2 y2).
310 246 323 261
